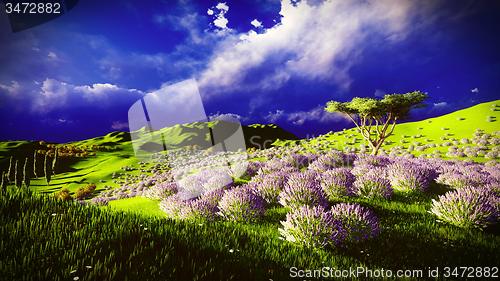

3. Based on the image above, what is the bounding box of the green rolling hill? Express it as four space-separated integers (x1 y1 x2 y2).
275 100 500 162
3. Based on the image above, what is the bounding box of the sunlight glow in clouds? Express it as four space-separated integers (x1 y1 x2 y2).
199 0 418 94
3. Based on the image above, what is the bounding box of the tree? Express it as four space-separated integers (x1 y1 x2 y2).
325 91 427 155
44 153 51 186
33 151 38 178
52 147 58 175
1 171 6 191
23 157 30 188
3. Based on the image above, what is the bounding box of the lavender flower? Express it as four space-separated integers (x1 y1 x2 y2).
279 205 344 248
308 151 346 172
259 159 297 174
330 203 380 243
160 194 189 219
436 169 491 189
430 186 497 229
142 182 178 200
90 197 110 206
182 189 225 221
251 171 288 204
279 171 328 209
320 168 355 200
217 185 266 222
353 172 393 199
387 161 434 192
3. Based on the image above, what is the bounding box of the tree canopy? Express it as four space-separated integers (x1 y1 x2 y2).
325 91 427 155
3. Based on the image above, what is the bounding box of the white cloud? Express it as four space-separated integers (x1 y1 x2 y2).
215 2 229 12
209 112 246 122
0 80 21 96
265 106 348 125
374 89 386 97
210 2 230 30
250 19 262 28
264 110 284 123
111 121 129 130
433 102 448 108
471 87 479 93
33 78 144 113
47 51 58 60
199 0 422 94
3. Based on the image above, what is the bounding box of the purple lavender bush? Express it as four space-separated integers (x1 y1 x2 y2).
251 171 288 204
143 182 178 200
436 169 492 189
320 168 356 200
351 155 392 178
217 185 266 222
258 158 298 175
430 186 498 229
181 188 226 221
330 203 380 243
279 205 344 248
387 161 434 192
160 194 189 219
353 172 393 199
279 171 328 209
308 151 346 173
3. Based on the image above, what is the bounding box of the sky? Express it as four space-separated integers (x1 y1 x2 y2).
0 0 499 142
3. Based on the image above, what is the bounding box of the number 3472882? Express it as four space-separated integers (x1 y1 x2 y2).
5 2 62 14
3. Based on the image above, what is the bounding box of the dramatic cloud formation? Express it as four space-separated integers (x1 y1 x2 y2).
199 0 424 94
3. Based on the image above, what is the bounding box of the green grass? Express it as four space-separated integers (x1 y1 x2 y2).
107 196 165 217
0 188 367 281
2 183 499 281
1 100 499 280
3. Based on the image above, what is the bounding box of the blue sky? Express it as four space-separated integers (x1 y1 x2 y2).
0 0 499 142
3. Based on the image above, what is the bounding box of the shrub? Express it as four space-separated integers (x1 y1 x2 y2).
143 182 178 200
320 168 355 200
54 188 72 201
353 172 393 199
251 171 288 204
75 183 96 200
330 203 380 243
387 161 434 192
279 172 328 209
430 187 497 229
90 197 110 206
308 151 347 172
160 194 189 219
436 170 491 189
218 186 265 222
259 159 297 174
279 205 344 248
178 168 232 198
181 188 226 221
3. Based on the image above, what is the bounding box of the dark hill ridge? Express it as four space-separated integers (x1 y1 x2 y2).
129 121 298 152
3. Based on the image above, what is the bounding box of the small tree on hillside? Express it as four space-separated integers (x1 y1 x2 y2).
325 91 427 155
